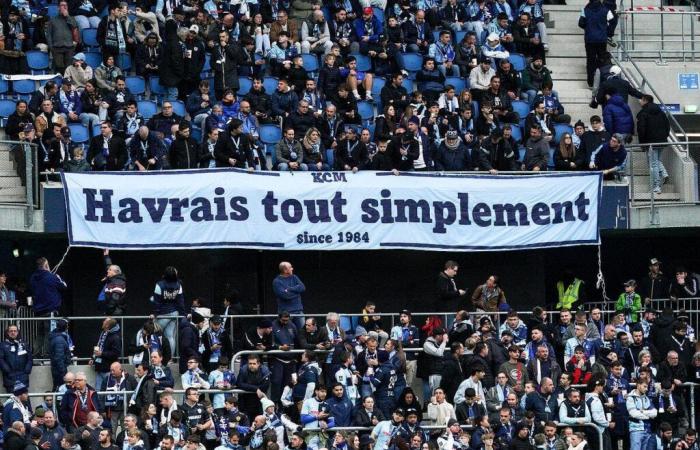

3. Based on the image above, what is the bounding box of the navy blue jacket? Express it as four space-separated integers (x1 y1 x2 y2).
49 331 72 379
178 319 200 373
434 141 471 171
326 395 354 426
524 391 559 422
603 95 634 135
29 269 67 314
579 1 610 44
151 280 185 316
0 338 33 388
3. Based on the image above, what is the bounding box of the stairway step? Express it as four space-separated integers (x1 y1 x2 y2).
0 159 16 171
0 195 28 203
0 177 23 188
632 192 681 201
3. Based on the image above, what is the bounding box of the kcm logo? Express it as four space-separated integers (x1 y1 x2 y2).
310 172 348 183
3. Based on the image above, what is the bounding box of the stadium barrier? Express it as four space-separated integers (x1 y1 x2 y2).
1 303 698 363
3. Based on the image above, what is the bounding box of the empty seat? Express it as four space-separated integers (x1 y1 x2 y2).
68 124 90 144
26 51 49 74
137 100 158 119
170 100 186 118
350 53 371 72
400 53 423 73
82 28 99 48
238 77 252 96
125 76 146 98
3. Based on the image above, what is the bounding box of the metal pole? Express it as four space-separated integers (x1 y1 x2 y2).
691 384 696 430
692 14 696 62
120 317 125 363
23 142 33 228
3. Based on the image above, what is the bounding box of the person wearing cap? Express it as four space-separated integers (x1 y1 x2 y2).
614 280 642 324
168 120 199 169
588 133 627 180
5 381 31 428
481 33 510 67
353 7 383 56
243 320 274 353
639 258 670 305
64 54 94 90
595 65 644 108
1 7 31 74
0 350 32 420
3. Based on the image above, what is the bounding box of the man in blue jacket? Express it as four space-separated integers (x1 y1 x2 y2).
29 257 67 357
272 262 306 330
0 325 33 394
579 0 613 87
326 383 354 426
590 133 627 180
603 94 634 140
354 7 383 56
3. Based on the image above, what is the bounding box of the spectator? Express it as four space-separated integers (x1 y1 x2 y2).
595 66 644 106
0 325 32 396
626 380 657 450
47 1 78 75
237 354 271 418
589 133 627 180
90 318 122 392
558 388 590 427
116 101 145 145
512 13 545 60
5 422 27 450
35 99 67 139
0 7 31 75
61 372 101 432
6 101 35 141
521 55 553 107
178 313 205 375
49 319 73 391
129 126 165 171
63 54 93 91
602 94 633 141
522 124 549 171
29 257 67 357
213 119 255 170
426 388 456 427
135 32 163 81
86 120 128 171
636 95 670 194
534 82 570 124
101 362 137 434
579 0 611 87
554 133 584 171
160 23 185 102
469 57 495 102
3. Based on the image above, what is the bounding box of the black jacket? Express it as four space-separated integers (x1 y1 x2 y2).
285 111 318 137
388 136 419 171
94 324 122 373
178 319 200 373
101 255 127 315
334 138 368 170
380 83 409 112
201 329 233 365
369 151 394 171
596 77 643 105
637 102 670 144
214 133 256 168
440 354 465 402
244 88 272 117
135 42 163 77
169 135 199 169
87 134 128 171
211 43 244 92
181 37 206 81
317 115 345 150
476 138 518 171
352 407 386 427
160 22 185 87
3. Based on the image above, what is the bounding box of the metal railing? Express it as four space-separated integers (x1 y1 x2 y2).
0 139 38 227
4 302 699 362
619 8 699 61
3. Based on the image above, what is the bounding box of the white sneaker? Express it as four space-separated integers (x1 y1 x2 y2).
365 92 373 101
653 186 662 194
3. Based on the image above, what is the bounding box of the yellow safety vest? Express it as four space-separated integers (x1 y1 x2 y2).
556 278 582 309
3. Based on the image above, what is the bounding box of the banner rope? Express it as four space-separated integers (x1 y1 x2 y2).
51 246 71 274
595 243 610 303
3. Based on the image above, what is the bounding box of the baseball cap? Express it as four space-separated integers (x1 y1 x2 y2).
446 130 459 140
363 6 373 14
189 24 199 34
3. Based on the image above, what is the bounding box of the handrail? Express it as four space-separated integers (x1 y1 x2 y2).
0 139 38 227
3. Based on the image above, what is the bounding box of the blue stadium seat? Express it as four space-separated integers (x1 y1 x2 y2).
508 53 527 72
93 124 101 136
445 77 466 94
12 80 36 100
456 30 467 44
263 77 279 95
372 7 384 24
0 79 9 98
47 4 59 17
170 100 186 118
302 54 319 75
125 76 146 99
191 126 203 143
26 51 49 74
0 100 16 127
372 77 385 99
259 124 282 147
401 78 414 93
325 149 334 167
149 76 166 101
137 100 158 119
508 124 522 143
432 31 440 42
553 123 573 146
238 77 252 96
118 54 132 72
339 316 353 335
68 124 90 144
357 101 374 124
400 53 423 73
202 53 211 76
351 53 371 72
512 101 530 121
82 28 99 48
366 123 375 141
85 52 102 69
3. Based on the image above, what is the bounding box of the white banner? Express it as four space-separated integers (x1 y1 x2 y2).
61 170 602 251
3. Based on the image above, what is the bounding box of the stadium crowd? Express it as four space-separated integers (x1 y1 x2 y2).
0 0 668 187
0 256 697 450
